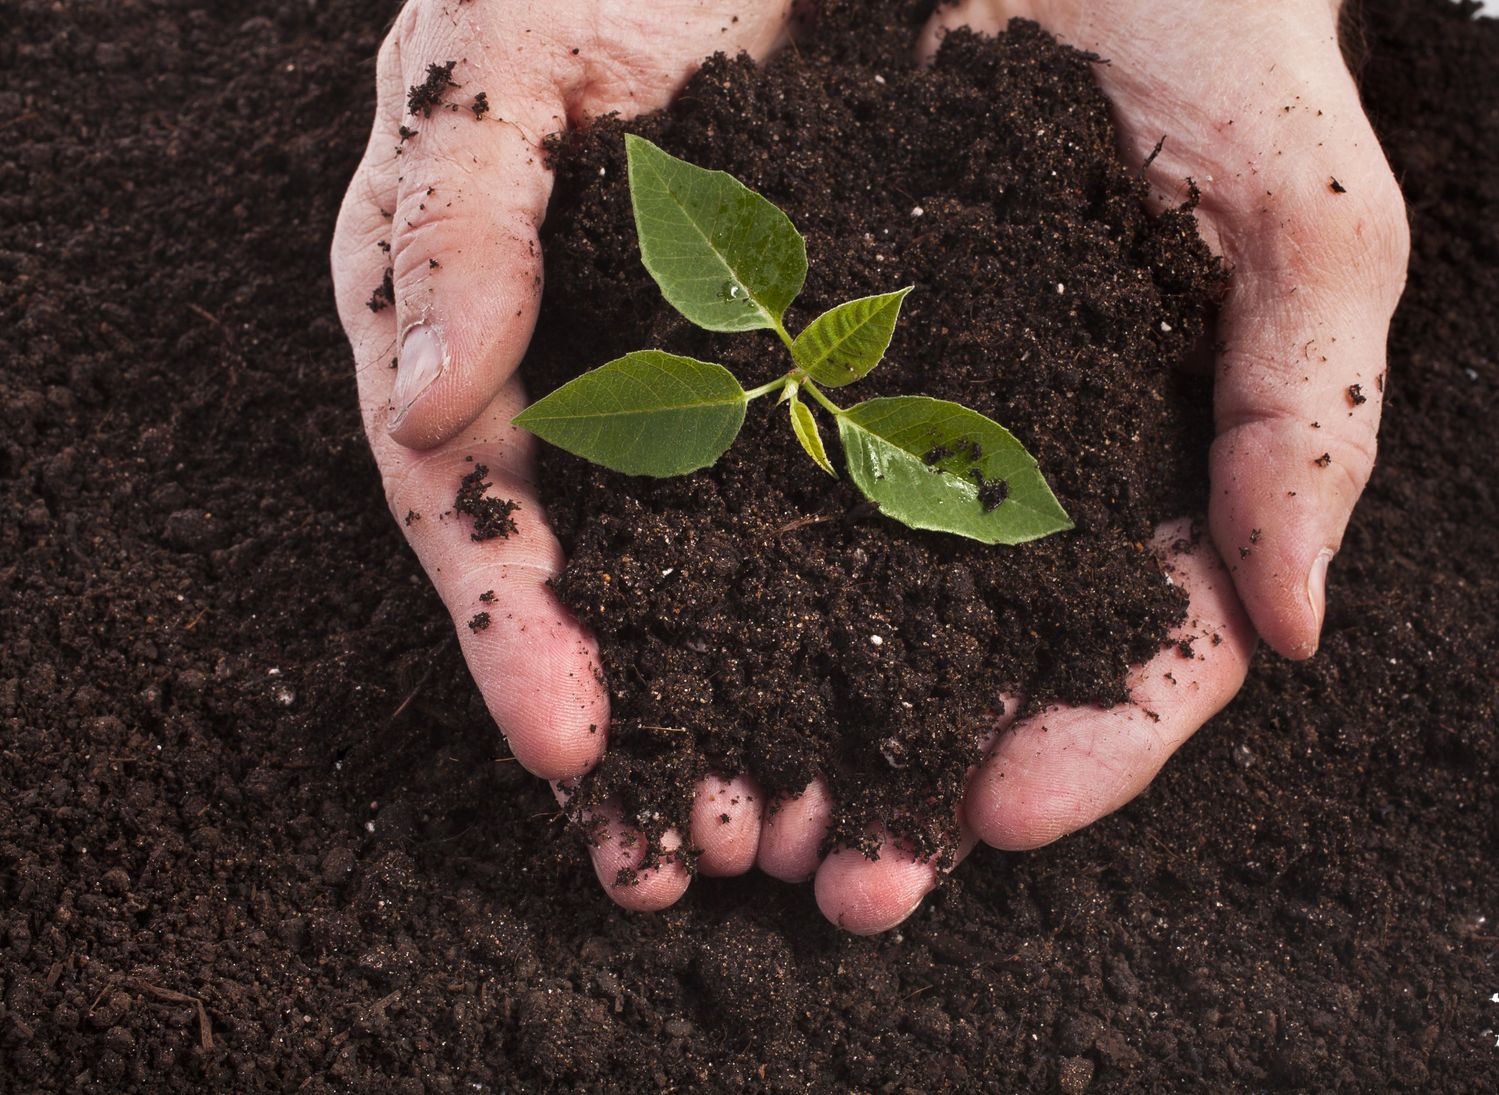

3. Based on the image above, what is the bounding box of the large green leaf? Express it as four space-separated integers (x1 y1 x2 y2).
625 134 806 333
791 288 912 387
513 350 746 477
836 396 1072 544
788 390 836 478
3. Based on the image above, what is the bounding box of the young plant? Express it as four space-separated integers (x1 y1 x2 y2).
514 135 1072 545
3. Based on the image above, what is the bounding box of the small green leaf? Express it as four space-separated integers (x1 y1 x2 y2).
789 391 836 478
513 350 746 477
791 287 913 387
836 396 1071 544
625 134 807 333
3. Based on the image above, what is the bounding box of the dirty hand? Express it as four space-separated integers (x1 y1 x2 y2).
807 0 1409 933
331 1 814 912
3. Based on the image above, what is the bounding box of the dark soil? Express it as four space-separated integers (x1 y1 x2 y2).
530 17 1222 864
1 1 1495 1092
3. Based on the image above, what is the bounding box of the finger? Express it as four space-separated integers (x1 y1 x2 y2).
333 29 604 781
1208 133 1409 659
367 377 609 781
689 774 763 877
563 787 691 913
815 826 979 937
383 5 566 449
966 519 1256 852
331 28 406 389
756 777 834 883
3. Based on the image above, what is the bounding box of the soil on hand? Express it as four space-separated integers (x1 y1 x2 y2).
529 19 1223 865
0 1 1494 1091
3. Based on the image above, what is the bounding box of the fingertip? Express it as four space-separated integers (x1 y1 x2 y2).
756 778 834 883
582 809 691 913
469 610 609 782
814 831 937 936
690 774 763 877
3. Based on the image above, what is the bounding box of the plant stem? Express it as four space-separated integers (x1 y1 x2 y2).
743 375 791 402
772 319 797 355
801 380 845 416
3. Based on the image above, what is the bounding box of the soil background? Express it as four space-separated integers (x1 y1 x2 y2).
2 1 1496 1091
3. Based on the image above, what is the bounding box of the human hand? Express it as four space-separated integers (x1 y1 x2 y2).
809 0 1409 933
330 0 797 910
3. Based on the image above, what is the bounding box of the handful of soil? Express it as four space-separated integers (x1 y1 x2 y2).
523 13 1224 867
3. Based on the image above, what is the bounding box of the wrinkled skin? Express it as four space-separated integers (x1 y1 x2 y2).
331 0 1408 933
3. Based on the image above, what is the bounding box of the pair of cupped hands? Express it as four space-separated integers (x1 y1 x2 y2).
331 0 1407 933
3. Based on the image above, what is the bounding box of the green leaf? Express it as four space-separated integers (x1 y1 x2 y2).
625 134 807 333
791 288 912 387
513 350 746 477
789 391 836 477
836 396 1072 544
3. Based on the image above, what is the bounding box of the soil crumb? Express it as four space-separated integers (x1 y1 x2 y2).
455 463 519 541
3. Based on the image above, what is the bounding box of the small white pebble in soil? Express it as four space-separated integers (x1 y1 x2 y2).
273 686 296 707
870 634 883 646
1055 282 1065 294
911 205 924 217
598 166 606 176
661 567 674 577
1160 320 1173 333
873 74 886 84
364 821 375 833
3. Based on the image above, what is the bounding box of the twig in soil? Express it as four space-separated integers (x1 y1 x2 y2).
129 978 214 1051
1142 134 1166 171
772 513 837 536
389 664 437 722
183 608 209 632
187 302 235 345
89 975 214 1051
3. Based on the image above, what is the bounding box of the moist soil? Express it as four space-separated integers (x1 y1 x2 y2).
529 17 1222 867
1 1 1496 1091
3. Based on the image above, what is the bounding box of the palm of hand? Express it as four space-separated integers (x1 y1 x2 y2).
331 0 1406 932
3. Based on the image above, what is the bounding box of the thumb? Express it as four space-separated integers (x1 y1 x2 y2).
383 13 565 449
1208 71 1409 659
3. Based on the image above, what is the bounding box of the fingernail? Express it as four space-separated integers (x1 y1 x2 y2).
1307 547 1334 635
389 323 446 431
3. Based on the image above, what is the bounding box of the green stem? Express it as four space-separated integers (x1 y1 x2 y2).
800 379 845 416
743 375 792 402
772 319 797 355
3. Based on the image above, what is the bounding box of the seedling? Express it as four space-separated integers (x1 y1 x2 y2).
514 136 1071 545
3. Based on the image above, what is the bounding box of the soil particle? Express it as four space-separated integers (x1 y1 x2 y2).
406 59 457 117
454 463 520 541
366 265 394 312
